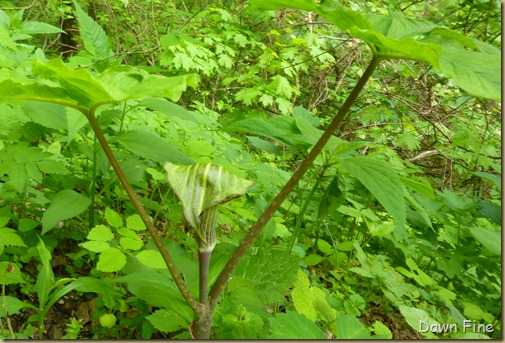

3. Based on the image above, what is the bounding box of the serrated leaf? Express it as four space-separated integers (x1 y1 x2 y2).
400 176 436 199
368 221 396 237
96 248 126 272
372 320 393 339
0 228 26 255
259 93 274 107
291 269 318 321
72 0 113 61
126 214 146 231
41 189 91 235
0 262 25 285
80 240 110 253
234 88 262 105
269 75 293 98
87 224 114 241
105 208 123 228
146 309 189 333
235 248 299 305
341 156 406 231
118 228 143 251
19 21 64 35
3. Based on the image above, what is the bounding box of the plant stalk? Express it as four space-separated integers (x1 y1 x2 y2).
208 56 383 310
198 250 211 305
83 111 201 314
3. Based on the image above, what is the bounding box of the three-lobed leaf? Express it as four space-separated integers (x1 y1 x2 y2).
0 58 194 112
251 0 500 100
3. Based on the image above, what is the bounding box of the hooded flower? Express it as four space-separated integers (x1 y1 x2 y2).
165 162 253 251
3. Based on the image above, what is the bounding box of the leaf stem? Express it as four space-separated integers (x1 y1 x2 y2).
198 250 211 305
208 56 383 309
83 110 201 314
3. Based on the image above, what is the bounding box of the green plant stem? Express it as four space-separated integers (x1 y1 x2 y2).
287 166 328 253
198 249 211 304
208 56 383 311
83 111 201 315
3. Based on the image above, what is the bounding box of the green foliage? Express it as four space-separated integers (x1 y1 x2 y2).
0 0 500 339
253 0 500 99
81 208 146 272
269 311 326 338
41 190 91 234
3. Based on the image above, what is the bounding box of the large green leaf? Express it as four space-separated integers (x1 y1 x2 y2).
0 73 77 106
468 227 501 256
419 29 500 100
336 314 371 339
115 129 194 165
146 309 190 333
117 269 194 324
0 59 192 111
41 190 91 234
367 11 437 40
477 200 501 225
98 66 192 102
399 305 438 338
33 59 113 108
269 311 326 339
226 117 312 149
340 156 406 232
19 21 64 35
0 296 35 317
23 101 68 130
234 248 299 305
251 0 500 99
139 98 205 124
164 162 253 243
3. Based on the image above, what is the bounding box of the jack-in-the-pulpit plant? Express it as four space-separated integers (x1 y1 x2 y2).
165 162 253 252
165 162 253 306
